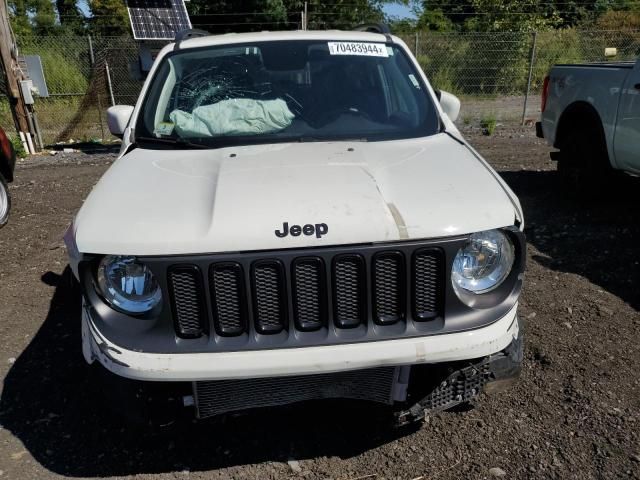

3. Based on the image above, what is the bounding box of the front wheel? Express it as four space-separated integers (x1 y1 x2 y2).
0 173 10 228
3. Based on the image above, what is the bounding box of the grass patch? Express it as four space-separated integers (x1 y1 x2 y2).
480 114 497 136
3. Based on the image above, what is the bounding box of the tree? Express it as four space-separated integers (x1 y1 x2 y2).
418 0 583 32
31 0 57 34
88 0 129 35
57 0 86 32
7 0 33 37
188 0 385 33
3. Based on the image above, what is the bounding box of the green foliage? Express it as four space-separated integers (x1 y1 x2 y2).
10 136 27 159
88 0 130 35
480 114 497 135
188 0 385 33
416 9 454 32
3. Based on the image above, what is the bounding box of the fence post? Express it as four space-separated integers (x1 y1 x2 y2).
415 31 419 57
521 31 538 126
105 61 115 106
87 35 95 66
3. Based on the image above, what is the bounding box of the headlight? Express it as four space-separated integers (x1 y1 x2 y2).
97 255 162 314
452 230 515 295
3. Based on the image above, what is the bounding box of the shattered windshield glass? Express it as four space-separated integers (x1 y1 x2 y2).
136 40 440 147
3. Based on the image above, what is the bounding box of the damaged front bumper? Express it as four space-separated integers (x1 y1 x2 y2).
82 300 521 382
396 322 523 424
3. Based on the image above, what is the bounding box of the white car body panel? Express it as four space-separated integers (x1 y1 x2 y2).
74 134 519 256
540 57 640 173
82 300 520 381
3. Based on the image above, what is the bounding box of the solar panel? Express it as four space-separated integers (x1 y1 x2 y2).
127 0 192 41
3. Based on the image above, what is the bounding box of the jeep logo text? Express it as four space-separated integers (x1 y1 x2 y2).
275 222 328 239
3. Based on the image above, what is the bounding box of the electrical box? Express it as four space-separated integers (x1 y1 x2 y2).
20 80 34 105
24 55 49 98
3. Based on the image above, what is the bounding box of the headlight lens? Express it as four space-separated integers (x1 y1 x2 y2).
97 255 162 313
452 230 515 295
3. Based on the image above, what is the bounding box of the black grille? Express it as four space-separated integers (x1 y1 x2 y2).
210 263 245 336
372 252 405 325
167 245 444 342
252 260 287 334
292 258 325 331
194 367 398 418
333 255 366 328
168 266 206 338
413 249 443 320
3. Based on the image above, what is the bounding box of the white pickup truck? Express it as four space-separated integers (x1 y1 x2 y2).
65 26 525 424
537 56 640 188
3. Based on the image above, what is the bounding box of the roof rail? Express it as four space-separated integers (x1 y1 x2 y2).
352 23 391 35
174 29 209 50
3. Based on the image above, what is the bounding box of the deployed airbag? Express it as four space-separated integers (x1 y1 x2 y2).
170 98 294 138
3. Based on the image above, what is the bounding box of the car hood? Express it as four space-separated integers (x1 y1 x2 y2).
74 133 520 255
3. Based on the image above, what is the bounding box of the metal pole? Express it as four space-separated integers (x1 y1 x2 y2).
25 108 37 152
31 109 44 149
87 35 95 66
304 1 308 30
522 31 538 126
415 31 419 57
105 61 115 106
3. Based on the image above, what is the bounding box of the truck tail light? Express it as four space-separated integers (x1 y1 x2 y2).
541 75 550 113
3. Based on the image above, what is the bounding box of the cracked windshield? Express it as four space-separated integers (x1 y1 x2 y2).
136 40 439 146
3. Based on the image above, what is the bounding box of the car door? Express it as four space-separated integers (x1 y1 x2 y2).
613 58 640 173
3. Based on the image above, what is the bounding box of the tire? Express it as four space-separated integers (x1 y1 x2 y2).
0 173 10 229
557 124 613 197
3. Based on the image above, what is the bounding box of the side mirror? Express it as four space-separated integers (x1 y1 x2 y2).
106 105 134 138
437 90 461 122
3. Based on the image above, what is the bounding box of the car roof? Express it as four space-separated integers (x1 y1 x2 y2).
174 29 396 51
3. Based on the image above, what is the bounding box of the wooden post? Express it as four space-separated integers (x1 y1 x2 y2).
0 0 31 136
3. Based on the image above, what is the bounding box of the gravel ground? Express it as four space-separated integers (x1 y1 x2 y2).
0 128 639 480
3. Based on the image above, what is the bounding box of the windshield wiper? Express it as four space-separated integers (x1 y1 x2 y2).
135 136 209 149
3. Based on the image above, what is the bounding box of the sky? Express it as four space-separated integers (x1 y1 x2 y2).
382 2 417 19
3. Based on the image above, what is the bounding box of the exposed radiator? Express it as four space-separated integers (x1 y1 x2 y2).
193 366 409 419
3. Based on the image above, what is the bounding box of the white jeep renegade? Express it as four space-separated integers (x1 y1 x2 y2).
65 27 525 423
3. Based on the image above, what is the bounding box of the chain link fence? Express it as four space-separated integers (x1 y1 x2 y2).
0 29 638 145
397 29 640 124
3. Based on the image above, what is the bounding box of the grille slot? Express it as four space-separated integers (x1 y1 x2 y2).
372 252 405 325
333 255 366 328
168 266 207 338
252 260 287 334
413 249 443 321
210 263 246 336
292 258 326 331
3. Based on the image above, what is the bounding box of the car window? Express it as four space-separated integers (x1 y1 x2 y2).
136 40 440 148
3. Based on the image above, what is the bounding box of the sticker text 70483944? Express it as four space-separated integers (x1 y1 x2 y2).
327 42 389 57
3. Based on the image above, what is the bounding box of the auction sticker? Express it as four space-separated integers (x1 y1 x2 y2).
154 122 175 136
328 42 388 57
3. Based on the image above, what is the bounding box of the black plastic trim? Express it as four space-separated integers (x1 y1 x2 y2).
372 251 406 325
291 256 327 332
411 247 445 321
251 259 287 335
332 254 367 329
167 265 208 339
209 262 247 337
